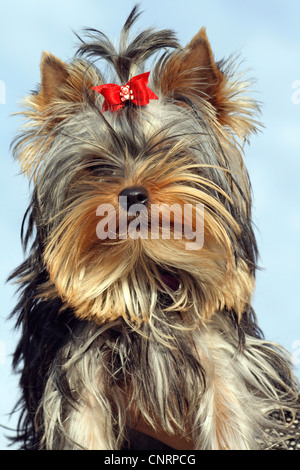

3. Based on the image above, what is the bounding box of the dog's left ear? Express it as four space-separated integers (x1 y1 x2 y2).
156 28 258 139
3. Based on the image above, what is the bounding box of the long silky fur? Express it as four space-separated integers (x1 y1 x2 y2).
9 6 299 450
36 313 298 450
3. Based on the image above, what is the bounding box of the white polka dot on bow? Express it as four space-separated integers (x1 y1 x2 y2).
120 85 134 102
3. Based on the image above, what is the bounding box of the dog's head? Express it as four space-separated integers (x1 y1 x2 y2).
13 7 260 329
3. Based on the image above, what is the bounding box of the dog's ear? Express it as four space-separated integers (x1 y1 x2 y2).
156 28 259 139
37 51 96 111
39 52 70 107
158 29 224 111
15 53 98 179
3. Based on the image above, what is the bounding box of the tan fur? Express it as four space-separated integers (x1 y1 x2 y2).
16 56 98 179
14 29 259 328
155 28 259 140
12 13 299 451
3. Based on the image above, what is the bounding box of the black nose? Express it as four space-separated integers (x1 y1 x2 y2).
119 186 149 212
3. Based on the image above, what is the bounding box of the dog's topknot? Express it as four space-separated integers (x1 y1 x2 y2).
76 5 180 83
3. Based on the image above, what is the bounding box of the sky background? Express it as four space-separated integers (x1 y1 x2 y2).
0 0 299 450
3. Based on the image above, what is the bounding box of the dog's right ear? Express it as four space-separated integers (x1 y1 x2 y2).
15 52 99 179
36 51 97 112
39 52 70 108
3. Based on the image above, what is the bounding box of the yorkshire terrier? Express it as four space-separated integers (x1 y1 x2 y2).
10 7 299 450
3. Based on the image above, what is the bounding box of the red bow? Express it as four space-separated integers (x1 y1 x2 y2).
92 72 158 112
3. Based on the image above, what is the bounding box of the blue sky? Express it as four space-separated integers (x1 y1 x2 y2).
1 0 299 449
